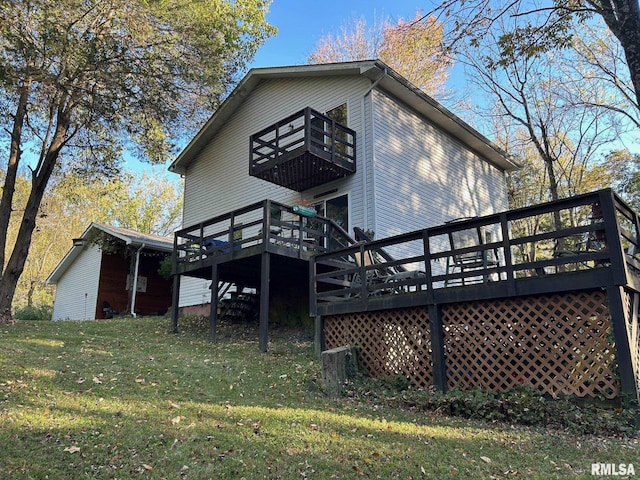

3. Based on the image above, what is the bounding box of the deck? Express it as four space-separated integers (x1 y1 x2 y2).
311 189 640 316
170 191 640 403
249 107 356 191
172 199 355 282
170 199 355 350
310 189 640 404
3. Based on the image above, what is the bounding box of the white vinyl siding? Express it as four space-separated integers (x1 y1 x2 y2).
178 75 371 305
182 75 369 228
371 89 508 240
178 276 212 308
51 244 102 320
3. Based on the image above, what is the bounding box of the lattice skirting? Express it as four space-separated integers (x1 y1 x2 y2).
324 289 621 399
622 288 640 403
324 307 434 389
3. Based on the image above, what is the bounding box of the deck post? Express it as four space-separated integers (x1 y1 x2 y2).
606 285 639 406
170 273 181 333
209 263 219 343
428 304 448 392
259 251 271 353
314 315 325 357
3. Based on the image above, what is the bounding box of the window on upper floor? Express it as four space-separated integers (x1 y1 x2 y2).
311 103 350 158
327 103 347 125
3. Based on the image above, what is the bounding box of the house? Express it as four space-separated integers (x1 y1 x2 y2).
168 60 520 325
47 223 174 320
167 60 640 403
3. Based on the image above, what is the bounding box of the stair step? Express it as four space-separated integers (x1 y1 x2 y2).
219 286 260 323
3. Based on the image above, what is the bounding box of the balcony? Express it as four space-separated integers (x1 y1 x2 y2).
250 107 356 191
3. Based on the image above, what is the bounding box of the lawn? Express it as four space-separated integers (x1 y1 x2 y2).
0 317 637 479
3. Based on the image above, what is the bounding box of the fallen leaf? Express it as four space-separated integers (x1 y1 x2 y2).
64 446 81 454
481 456 492 464
171 416 185 425
142 464 153 471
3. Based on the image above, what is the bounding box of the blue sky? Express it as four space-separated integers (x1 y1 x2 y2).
248 1 425 68
142 1 431 178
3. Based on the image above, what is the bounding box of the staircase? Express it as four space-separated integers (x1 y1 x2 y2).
217 283 259 323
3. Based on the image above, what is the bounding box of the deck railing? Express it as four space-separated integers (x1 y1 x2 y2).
172 200 356 274
311 189 640 315
250 107 356 173
249 107 356 191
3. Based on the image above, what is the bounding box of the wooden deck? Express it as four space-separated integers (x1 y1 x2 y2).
310 189 640 404
170 200 356 351
311 189 640 316
249 107 356 191
169 191 640 403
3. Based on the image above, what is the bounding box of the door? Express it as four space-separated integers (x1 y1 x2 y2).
313 193 350 248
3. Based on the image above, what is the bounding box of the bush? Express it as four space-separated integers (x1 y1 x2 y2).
346 377 639 436
14 304 52 321
399 387 640 435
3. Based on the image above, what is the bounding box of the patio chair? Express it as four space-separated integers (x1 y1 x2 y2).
102 301 115 319
552 203 609 270
446 225 498 286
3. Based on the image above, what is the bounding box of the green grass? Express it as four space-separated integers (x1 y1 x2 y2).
0 318 638 479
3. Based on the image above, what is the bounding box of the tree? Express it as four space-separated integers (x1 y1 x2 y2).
598 150 640 209
5 167 183 311
466 18 629 203
429 0 640 117
0 0 275 321
53 170 183 237
308 11 450 97
451 13 633 267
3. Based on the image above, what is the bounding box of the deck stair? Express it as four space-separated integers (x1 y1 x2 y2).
218 284 259 323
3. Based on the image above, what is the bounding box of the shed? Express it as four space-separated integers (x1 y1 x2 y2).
47 223 174 320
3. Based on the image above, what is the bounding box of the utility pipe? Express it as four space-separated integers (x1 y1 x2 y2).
130 243 146 317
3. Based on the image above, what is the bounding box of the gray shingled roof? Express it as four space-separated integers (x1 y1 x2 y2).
46 223 173 284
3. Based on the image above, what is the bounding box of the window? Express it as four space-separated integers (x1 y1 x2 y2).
310 103 349 156
327 104 347 125
315 193 349 231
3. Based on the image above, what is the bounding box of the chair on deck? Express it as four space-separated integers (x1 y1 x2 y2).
551 202 609 271
446 224 498 286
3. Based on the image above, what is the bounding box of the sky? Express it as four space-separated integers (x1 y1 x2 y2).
137 1 433 179
248 1 426 68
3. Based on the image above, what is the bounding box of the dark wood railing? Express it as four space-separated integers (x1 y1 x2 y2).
249 107 356 191
172 200 356 274
311 189 640 316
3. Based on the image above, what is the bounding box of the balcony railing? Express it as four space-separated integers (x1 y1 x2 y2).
249 107 356 191
172 200 357 275
311 189 640 316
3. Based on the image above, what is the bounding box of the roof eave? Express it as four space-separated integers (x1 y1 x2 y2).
168 61 382 175
168 59 519 175
372 66 520 172
46 223 173 284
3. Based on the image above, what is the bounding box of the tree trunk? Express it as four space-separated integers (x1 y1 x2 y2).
27 280 36 308
0 116 69 322
0 83 30 277
595 0 640 111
